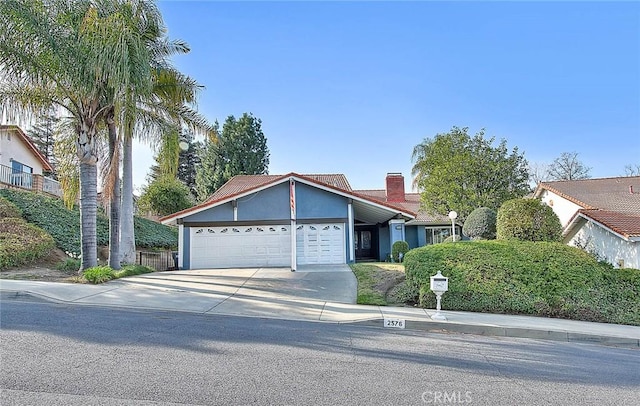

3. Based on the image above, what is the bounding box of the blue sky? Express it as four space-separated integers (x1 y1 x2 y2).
132 0 640 192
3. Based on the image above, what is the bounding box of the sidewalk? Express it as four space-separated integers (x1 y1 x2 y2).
1 278 639 348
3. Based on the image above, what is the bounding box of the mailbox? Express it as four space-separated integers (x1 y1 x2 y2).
430 271 448 293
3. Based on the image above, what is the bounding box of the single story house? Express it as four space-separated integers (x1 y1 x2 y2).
0 124 61 197
161 173 459 270
534 176 640 269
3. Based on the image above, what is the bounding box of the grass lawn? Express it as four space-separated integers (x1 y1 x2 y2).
350 262 409 306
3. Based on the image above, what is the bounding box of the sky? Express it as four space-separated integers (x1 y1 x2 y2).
129 0 640 192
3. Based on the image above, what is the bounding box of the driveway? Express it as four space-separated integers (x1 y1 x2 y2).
110 264 358 304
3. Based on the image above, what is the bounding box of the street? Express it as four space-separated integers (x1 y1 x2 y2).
1 299 638 405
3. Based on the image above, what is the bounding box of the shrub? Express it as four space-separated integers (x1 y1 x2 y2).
391 241 409 262
83 266 115 284
138 177 193 217
0 218 55 269
0 197 22 218
442 235 462 243
56 258 82 274
463 207 497 240
496 198 562 242
115 264 155 278
403 240 640 325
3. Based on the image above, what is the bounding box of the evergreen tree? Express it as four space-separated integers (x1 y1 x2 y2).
27 112 58 173
196 114 269 201
177 132 202 198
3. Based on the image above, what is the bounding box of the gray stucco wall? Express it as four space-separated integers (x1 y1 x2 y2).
238 182 290 221
405 226 418 249
183 227 191 269
378 224 390 261
296 182 348 219
182 202 234 222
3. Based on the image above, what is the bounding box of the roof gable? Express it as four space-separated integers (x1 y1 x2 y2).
1 125 53 171
161 173 416 224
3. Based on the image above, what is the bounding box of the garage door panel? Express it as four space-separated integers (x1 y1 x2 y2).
296 223 345 265
190 225 290 269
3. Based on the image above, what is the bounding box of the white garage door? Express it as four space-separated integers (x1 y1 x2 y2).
190 225 291 269
296 223 346 265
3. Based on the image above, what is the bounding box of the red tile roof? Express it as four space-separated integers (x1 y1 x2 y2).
207 174 352 203
537 176 640 214
578 210 640 239
537 177 640 240
349 189 450 224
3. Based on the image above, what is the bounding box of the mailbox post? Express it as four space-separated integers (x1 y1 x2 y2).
430 271 449 321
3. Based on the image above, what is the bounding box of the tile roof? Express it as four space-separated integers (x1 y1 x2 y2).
537 176 640 214
207 174 352 203
354 189 450 224
537 176 640 240
578 210 640 239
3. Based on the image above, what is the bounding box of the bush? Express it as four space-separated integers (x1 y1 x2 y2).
115 264 155 278
391 241 410 262
56 258 82 273
138 177 193 217
442 235 462 243
497 198 562 242
83 266 115 284
0 197 22 218
82 264 154 283
0 218 55 269
134 216 178 249
403 240 640 325
463 207 497 240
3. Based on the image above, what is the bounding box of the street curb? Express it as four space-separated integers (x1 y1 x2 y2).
353 319 640 348
2 289 639 348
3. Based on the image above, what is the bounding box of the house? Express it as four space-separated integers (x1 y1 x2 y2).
0 124 61 197
161 173 460 270
534 176 640 269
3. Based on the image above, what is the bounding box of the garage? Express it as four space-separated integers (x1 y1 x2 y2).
190 225 291 269
296 223 345 265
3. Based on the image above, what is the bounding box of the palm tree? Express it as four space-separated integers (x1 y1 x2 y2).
0 0 163 271
119 67 215 265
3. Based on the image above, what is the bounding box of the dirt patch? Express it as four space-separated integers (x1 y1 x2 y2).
0 248 79 283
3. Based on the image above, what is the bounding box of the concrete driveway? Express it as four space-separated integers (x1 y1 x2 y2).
110 264 357 305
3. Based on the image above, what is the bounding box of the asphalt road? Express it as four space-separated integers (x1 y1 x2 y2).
1 299 639 406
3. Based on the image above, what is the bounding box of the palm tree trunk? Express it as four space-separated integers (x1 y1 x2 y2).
107 114 121 270
120 135 136 265
79 162 98 271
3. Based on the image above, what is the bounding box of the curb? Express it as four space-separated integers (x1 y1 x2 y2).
354 319 640 348
2 289 639 348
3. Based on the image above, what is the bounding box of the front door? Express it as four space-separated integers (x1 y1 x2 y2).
355 226 377 261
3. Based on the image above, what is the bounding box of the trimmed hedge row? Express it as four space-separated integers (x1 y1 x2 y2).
404 240 640 326
0 189 177 255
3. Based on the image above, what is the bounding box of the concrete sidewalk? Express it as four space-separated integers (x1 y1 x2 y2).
1 276 639 348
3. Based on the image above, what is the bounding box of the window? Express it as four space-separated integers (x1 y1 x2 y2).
426 226 461 245
11 160 33 188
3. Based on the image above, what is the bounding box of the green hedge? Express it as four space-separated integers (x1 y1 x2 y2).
0 189 177 255
404 240 640 326
0 217 55 269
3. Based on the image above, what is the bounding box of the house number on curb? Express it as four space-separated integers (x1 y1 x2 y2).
384 318 405 329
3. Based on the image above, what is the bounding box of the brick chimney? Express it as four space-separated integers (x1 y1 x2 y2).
385 173 405 202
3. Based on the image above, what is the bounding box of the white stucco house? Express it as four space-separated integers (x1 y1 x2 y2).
534 176 640 269
0 124 61 197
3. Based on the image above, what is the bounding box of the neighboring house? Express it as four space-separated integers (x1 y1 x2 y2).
0 124 61 197
534 176 640 269
161 173 459 270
